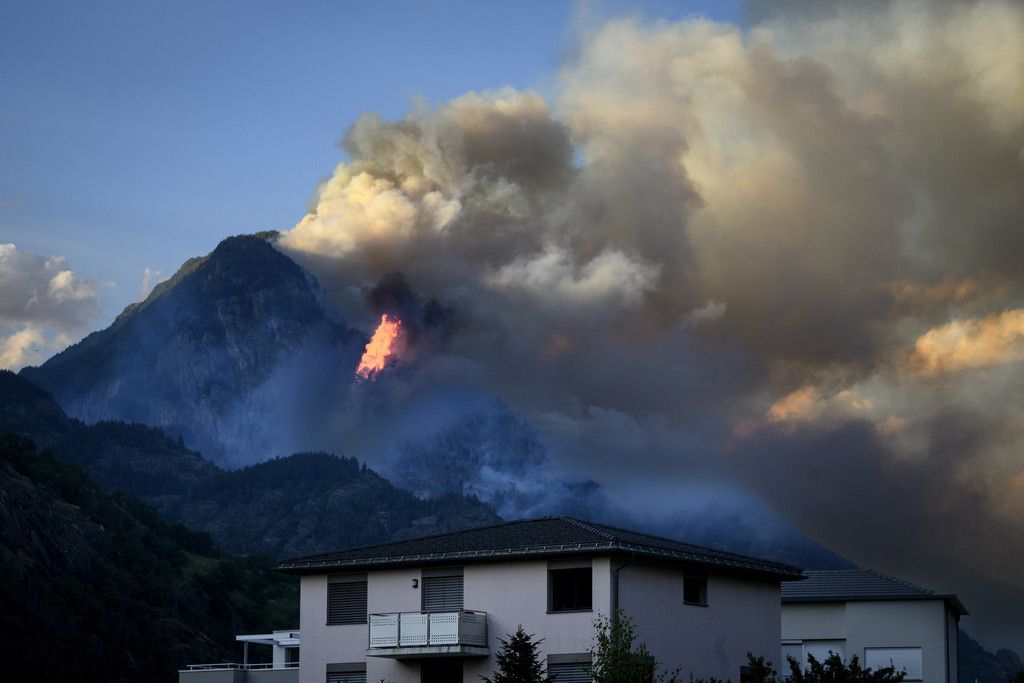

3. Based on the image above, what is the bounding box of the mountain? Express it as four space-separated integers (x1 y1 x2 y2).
0 370 502 558
960 628 1024 683
0 433 297 682
21 233 363 467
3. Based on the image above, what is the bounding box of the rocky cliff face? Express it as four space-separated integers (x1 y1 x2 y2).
22 234 364 467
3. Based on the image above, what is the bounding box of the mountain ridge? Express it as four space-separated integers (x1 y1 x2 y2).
0 370 503 558
21 233 362 465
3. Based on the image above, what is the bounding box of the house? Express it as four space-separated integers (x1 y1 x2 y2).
277 516 803 683
780 569 967 683
179 630 301 682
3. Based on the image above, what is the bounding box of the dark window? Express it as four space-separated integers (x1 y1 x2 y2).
548 661 593 682
422 658 463 682
549 566 593 612
683 575 707 606
422 573 464 612
327 575 368 625
326 663 366 683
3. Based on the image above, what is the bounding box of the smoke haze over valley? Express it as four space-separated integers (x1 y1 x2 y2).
3 0 1024 657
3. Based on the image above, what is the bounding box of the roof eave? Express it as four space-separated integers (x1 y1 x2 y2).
782 594 968 615
278 541 802 581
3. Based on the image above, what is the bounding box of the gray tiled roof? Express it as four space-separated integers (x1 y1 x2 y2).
278 516 803 580
781 569 968 615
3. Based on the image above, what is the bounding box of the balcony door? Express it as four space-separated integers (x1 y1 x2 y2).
422 566 464 612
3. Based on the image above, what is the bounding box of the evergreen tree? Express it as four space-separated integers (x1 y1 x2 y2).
481 626 549 683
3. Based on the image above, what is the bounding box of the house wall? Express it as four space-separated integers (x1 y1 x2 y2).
618 561 782 681
945 608 959 683
781 600 951 683
461 557 612 681
300 558 612 683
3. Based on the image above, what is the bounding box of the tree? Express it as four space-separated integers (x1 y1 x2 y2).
590 610 677 683
785 652 907 683
1007 671 1024 683
481 626 549 683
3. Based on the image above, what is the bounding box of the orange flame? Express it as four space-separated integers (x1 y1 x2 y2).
356 314 403 380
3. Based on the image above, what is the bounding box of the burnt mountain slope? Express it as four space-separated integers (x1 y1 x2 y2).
21 234 363 466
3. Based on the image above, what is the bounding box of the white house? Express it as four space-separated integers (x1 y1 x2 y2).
780 569 967 683
277 516 803 683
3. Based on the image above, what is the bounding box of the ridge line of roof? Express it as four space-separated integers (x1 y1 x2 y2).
559 515 800 567
281 516 567 565
558 516 617 542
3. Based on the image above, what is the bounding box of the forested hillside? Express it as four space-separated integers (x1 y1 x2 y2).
0 434 296 682
0 370 501 558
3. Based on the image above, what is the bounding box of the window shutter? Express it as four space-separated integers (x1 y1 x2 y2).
327 579 367 625
422 574 464 611
327 673 367 683
548 662 592 682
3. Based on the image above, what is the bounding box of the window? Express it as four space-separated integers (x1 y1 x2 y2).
327 574 367 625
781 642 803 667
683 575 707 606
804 640 846 664
422 658 463 682
548 560 593 612
865 648 923 681
422 566 464 612
326 662 366 683
548 654 593 682
780 640 847 674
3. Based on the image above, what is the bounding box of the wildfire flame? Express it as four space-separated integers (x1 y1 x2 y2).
356 314 403 380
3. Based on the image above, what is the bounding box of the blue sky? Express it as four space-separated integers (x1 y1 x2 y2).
0 0 741 325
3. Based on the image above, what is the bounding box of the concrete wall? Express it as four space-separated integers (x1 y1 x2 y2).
179 669 297 683
619 560 782 681
781 600 952 683
179 671 245 683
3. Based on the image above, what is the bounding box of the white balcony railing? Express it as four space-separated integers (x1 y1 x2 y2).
184 662 300 671
369 610 487 650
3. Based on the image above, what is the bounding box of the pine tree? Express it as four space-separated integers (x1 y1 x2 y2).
481 626 550 683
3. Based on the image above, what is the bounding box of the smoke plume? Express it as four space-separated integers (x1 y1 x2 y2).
277 0 1024 649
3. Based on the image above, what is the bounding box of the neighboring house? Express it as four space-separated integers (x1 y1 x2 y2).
781 570 967 683
277 516 803 683
180 630 300 682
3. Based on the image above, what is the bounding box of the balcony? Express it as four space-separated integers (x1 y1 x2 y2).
178 662 298 683
180 630 299 683
367 610 489 659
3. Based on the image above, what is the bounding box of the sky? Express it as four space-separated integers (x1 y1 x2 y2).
3 0 1024 652
0 0 740 339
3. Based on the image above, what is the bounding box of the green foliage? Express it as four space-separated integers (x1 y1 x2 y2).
591 610 678 683
481 626 550 683
784 652 906 683
743 653 782 683
1007 671 1024 683
0 434 297 683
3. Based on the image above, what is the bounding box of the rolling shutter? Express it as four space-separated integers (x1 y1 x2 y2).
327 575 367 625
865 648 923 681
327 673 366 683
422 574 463 611
327 663 366 683
548 662 592 683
